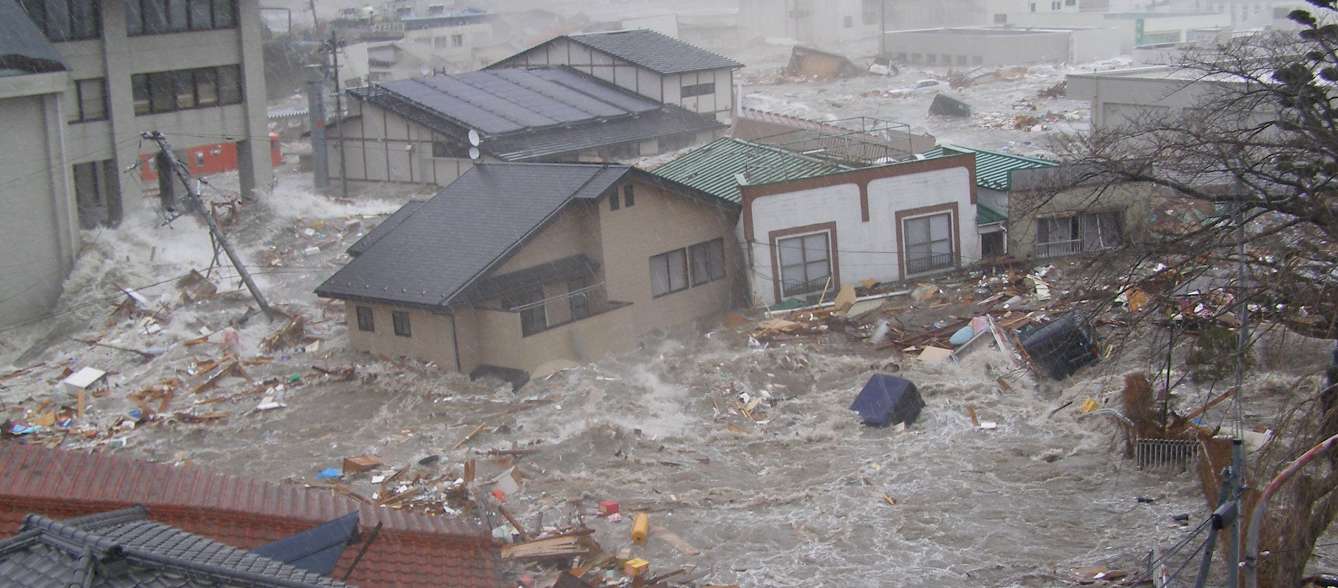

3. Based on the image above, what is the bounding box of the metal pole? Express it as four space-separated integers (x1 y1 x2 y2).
306 65 329 191
1227 439 1244 588
1245 433 1338 588
879 0 887 59
144 132 274 320
328 30 349 198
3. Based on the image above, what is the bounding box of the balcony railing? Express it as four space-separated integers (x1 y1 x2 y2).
1036 239 1083 259
906 252 955 275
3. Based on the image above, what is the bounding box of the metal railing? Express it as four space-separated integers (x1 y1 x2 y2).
906 252 955 275
1036 238 1083 258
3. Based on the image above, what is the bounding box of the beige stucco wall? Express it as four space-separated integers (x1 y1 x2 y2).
343 303 478 372
1008 181 1161 260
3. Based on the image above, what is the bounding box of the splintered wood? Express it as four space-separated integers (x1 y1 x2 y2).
501 531 598 561
261 316 306 353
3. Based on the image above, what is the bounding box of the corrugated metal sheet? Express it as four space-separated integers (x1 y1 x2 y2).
651 138 845 204
924 144 1056 192
0 445 503 588
977 203 1007 225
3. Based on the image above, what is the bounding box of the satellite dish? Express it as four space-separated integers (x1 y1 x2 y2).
468 147 480 160
467 129 481 147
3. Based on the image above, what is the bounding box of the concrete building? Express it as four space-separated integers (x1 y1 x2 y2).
16 0 272 230
487 29 743 123
0 0 78 329
884 26 1123 67
1067 65 1245 130
653 139 979 307
326 67 723 188
316 163 741 377
1006 9 1233 50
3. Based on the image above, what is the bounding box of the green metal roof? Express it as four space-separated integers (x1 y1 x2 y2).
924 144 1056 192
650 138 846 204
976 203 1007 226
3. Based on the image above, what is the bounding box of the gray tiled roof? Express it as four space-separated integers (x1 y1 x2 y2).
315 163 632 308
486 106 723 161
0 506 349 587
565 29 742 75
0 0 65 77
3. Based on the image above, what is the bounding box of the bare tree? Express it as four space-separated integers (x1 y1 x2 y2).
1022 2 1338 584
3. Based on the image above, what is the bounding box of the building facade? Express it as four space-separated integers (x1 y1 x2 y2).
317 163 741 376
884 26 1123 67
0 0 78 328
17 0 272 229
486 29 742 124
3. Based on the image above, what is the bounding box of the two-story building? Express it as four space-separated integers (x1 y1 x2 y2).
316 162 742 377
0 0 270 327
486 29 743 124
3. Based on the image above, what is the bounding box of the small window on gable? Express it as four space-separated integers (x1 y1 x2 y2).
356 306 375 332
610 190 621 211
623 184 635 207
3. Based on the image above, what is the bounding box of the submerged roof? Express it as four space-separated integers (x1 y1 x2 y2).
651 138 847 204
1 0 65 77
924 144 1056 192
0 445 502 588
533 29 741 75
317 164 632 308
353 68 723 161
0 506 348 587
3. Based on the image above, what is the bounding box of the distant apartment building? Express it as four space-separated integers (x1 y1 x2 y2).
0 0 270 327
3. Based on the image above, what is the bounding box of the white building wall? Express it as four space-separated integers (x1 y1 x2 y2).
746 166 977 306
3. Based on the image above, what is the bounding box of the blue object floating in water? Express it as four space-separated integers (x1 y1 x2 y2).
315 467 341 480
949 325 975 346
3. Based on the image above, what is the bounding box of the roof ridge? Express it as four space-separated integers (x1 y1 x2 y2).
938 143 1057 165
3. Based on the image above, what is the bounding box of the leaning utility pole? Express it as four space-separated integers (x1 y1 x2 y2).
143 131 275 320
321 31 349 197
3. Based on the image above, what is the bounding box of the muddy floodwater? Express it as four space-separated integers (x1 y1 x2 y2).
0 171 1237 587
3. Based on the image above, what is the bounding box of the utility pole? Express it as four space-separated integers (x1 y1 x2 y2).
879 0 887 60
306 65 329 191
321 31 349 197
143 131 275 321
308 0 320 33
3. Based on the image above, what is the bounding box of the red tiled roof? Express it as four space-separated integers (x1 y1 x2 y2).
0 444 505 588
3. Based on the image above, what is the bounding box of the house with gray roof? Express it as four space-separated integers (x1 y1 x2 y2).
317 162 741 377
328 66 724 188
0 506 352 587
486 29 743 123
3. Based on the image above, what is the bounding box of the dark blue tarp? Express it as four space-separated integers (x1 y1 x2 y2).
850 374 924 427
251 511 359 576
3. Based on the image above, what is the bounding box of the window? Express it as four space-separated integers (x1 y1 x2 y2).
926 54 936 65
903 213 954 274
681 83 714 98
972 55 984 65
843 15 853 28
356 306 375 332
132 65 242 115
609 190 620 210
71 78 107 123
505 286 547 337
73 162 102 208
778 232 831 298
452 34 463 47
689 239 725 286
568 277 591 321
434 36 448 49
1030 2 1037 12
994 13 1007 24
432 141 468 158
956 55 967 66
1035 212 1122 258
392 310 412 337
20 0 101 42
126 0 234 35
428 4 445 15
650 249 688 297
623 185 635 207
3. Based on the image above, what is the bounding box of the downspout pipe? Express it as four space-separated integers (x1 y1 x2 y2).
1244 432 1338 588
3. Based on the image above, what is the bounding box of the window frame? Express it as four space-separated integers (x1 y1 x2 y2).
568 277 591 321
392 310 412 337
902 212 955 275
22 0 102 42
505 285 548 337
609 190 620 210
355 306 375 332
689 238 726 287
623 184 635 207
777 231 833 299
681 83 714 98
650 248 689 298
131 65 242 116
71 78 108 123
127 0 235 36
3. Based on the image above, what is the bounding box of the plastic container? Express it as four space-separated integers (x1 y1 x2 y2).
631 512 649 544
